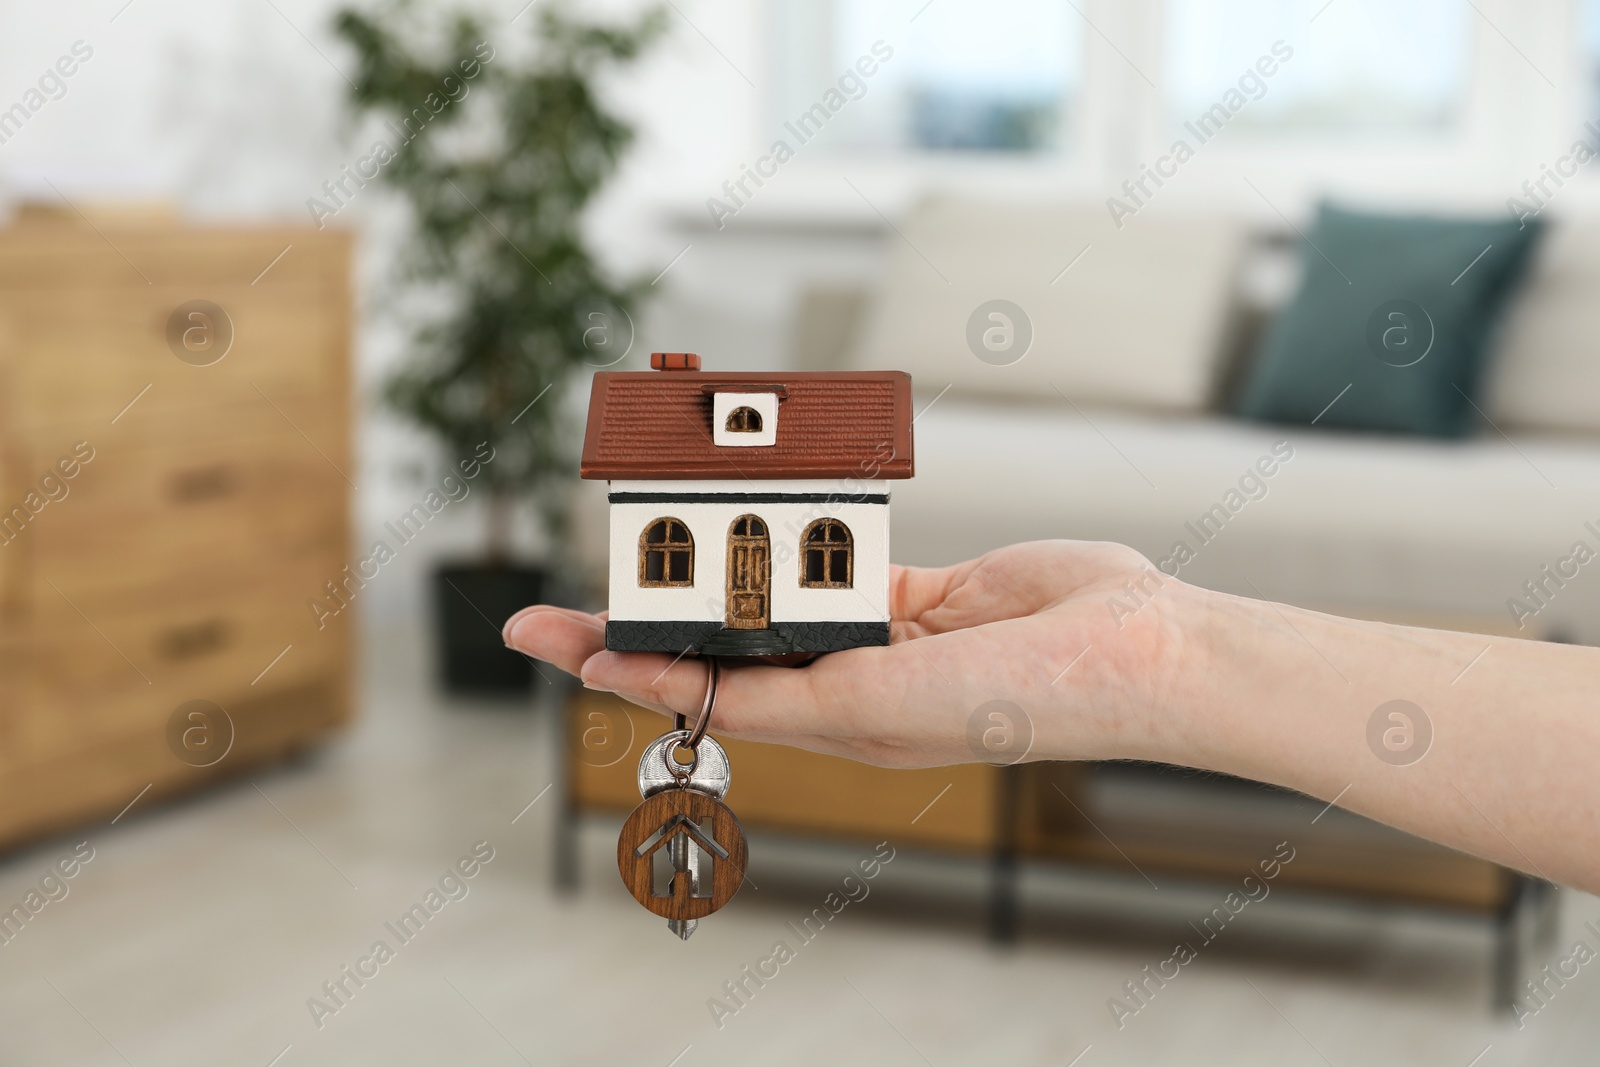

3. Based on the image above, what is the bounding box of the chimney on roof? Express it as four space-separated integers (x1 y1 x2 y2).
650 352 701 372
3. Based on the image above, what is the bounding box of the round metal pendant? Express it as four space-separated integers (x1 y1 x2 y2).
637 730 730 799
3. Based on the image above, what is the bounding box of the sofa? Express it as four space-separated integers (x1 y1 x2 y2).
802 197 1600 644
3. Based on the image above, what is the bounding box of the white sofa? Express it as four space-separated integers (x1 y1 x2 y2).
840 199 1600 643
895 397 1600 639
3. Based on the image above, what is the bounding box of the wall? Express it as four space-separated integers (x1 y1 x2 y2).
0 0 767 614
606 479 891 624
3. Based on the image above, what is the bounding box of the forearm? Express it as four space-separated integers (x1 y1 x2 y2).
1157 585 1600 891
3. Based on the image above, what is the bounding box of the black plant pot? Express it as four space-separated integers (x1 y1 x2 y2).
432 561 547 696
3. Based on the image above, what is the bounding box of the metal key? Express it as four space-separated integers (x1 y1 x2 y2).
636 731 730 939
637 731 730 799
667 832 698 940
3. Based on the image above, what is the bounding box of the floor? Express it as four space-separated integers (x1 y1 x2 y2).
2 612 1598 1066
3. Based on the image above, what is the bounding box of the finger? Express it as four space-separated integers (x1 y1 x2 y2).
580 641 931 742
913 541 1142 634
502 604 599 644
888 561 981 627
725 730 919 768
580 651 713 709
506 608 605 677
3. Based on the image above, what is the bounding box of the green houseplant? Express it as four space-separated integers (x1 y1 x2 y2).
334 1 665 694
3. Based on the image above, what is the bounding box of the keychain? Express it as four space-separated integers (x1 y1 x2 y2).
615 657 747 939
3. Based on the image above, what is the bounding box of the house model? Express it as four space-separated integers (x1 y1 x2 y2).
579 352 914 656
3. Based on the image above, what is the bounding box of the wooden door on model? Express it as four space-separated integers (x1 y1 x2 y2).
725 515 770 629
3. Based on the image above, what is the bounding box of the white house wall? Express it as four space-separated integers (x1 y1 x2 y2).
607 480 892 624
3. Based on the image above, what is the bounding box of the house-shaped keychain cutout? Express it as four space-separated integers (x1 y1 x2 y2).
633 813 727 900
580 352 914 656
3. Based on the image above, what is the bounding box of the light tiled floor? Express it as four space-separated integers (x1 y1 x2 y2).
2 612 1597 1066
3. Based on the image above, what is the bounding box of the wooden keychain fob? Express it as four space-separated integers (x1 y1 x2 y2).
615 658 747 937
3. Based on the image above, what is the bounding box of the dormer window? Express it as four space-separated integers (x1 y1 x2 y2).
725 406 762 433
711 391 778 447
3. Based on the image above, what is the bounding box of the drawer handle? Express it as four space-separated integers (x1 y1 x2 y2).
169 465 238 503
158 618 233 660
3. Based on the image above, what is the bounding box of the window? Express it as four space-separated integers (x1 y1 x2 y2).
725 406 763 433
1164 0 1470 136
769 0 1529 204
801 519 852 588
776 0 1080 155
712 393 778 446
639 518 693 587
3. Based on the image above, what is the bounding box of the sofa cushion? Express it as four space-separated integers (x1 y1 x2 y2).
892 398 1600 642
1485 217 1600 434
1234 203 1544 438
849 197 1245 411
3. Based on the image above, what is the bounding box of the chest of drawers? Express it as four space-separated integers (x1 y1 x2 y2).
0 212 354 845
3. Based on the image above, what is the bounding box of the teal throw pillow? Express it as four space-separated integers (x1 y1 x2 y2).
1234 203 1544 437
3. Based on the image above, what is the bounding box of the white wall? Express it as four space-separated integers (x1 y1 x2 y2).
0 0 771 611
606 480 891 623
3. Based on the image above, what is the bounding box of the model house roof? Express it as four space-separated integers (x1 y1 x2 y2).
580 357 914 480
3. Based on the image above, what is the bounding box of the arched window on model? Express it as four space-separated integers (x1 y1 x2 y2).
639 518 693 587
725 406 762 433
800 519 852 588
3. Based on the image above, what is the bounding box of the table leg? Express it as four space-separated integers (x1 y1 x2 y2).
1493 874 1557 1011
552 681 579 894
988 765 1022 944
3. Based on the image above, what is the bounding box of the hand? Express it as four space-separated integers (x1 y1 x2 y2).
504 541 1197 768
519 538 1600 890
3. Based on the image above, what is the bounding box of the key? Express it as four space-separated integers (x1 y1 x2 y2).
636 731 730 800
625 731 739 939
668 833 698 940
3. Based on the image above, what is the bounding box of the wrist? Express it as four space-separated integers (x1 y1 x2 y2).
1134 579 1248 767
1035 574 1233 766
1151 583 1265 771
1134 579 1343 781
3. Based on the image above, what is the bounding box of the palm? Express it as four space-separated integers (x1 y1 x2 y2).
506 540 1171 767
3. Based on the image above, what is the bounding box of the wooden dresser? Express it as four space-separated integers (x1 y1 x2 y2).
0 207 355 847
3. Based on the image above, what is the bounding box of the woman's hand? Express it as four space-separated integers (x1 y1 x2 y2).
508 537 1600 890
504 540 1200 768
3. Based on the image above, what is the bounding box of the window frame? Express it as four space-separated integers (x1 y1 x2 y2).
638 517 695 588
799 518 854 589
726 406 764 433
760 0 1582 205
766 0 1099 180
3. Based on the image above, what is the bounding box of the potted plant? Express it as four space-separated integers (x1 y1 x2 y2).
334 1 664 694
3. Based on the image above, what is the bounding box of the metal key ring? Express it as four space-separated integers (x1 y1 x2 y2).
661 730 698 783
664 656 719 784
668 659 720 751
687 656 719 750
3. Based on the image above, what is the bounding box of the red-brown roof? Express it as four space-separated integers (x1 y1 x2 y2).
580 369 914 480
